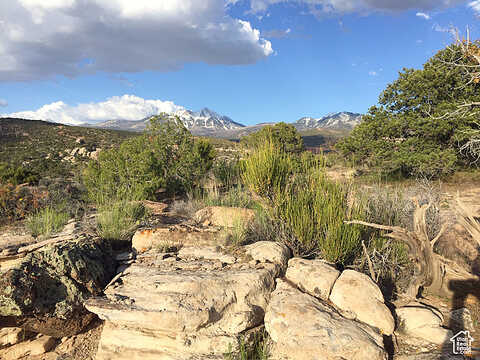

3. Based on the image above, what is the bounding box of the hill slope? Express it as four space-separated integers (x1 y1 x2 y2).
0 118 137 177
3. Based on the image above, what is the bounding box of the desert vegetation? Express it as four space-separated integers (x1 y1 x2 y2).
2 36 480 360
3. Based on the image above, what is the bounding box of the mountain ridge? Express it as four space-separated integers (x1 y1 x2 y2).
86 109 362 136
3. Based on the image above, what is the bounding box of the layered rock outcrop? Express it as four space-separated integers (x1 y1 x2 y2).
0 224 115 337
86 241 289 359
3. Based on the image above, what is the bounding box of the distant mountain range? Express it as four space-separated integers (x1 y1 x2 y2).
294 112 363 131
87 108 245 136
84 109 362 137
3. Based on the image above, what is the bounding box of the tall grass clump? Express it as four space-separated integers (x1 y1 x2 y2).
224 330 270 360
241 141 294 200
272 162 364 263
242 143 365 264
26 205 69 238
97 201 147 241
213 158 242 190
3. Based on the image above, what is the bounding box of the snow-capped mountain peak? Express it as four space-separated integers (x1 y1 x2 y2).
92 107 245 135
294 112 362 130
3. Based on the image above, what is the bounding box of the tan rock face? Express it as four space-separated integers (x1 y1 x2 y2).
244 241 291 271
178 246 236 264
264 279 387 360
86 249 280 359
329 269 395 335
194 206 255 228
131 226 223 253
285 257 340 300
0 327 30 347
396 304 452 345
0 335 56 360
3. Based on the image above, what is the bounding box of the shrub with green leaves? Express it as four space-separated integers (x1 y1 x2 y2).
242 143 364 264
26 205 70 238
241 122 304 153
83 116 216 203
96 201 147 241
213 158 242 190
337 41 480 178
272 166 364 263
241 142 295 200
0 162 39 185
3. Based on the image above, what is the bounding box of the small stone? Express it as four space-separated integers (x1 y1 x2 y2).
115 252 135 261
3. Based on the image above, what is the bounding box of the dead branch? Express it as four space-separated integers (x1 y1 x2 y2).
456 195 480 247
361 240 377 282
346 202 446 298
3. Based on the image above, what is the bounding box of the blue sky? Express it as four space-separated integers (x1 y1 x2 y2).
0 0 479 126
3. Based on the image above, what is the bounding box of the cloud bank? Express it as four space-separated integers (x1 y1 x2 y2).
469 0 480 13
231 0 464 14
2 95 186 125
0 0 273 82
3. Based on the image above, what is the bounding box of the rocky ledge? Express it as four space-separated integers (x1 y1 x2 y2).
0 221 115 338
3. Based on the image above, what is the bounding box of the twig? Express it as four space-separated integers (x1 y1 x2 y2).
361 240 377 282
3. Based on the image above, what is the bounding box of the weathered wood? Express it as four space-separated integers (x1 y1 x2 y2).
346 202 446 298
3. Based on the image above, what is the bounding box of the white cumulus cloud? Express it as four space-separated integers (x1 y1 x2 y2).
0 0 273 81
2 95 186 125
0 99 7 107
469 0 480 13
416 12 431 20
233 0 464 15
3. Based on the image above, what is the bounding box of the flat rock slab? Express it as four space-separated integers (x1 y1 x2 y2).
132 226 224 254
265 279 387 360
86 249 281 359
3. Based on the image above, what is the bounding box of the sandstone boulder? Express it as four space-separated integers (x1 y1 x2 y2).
132 225 223 253
264 279 387 360
0 237 115 337
86 248 280 359
244 241 291 271
194 206 255 228
285 257 340 300
396 304 452 345
329 269 395 335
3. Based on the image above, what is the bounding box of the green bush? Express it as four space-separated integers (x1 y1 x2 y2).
241 122 304 153
96 201 147 241
241 142 295 200
242 144 364 264
201 186 256 209
213 158 242 190
0 162 39 185
272 167 364 263
337 41 480 178
26 205 70 238
83 116 216 203
224 330 270 360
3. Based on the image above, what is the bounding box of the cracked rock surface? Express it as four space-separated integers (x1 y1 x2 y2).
86 241 290 360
